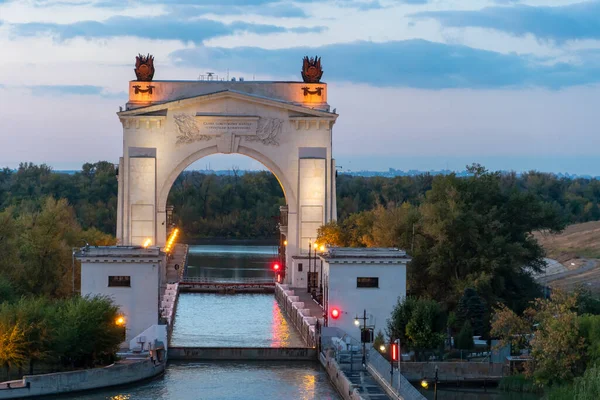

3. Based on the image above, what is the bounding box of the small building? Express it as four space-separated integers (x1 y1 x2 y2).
76 246 166 345
320 247 410 342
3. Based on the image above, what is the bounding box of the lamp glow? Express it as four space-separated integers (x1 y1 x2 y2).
142 238 152 248
354 318 360 326
319 245 325 252
379 345 386 352
115 316 125 326
330 308 340 319
421 380 429 389
283 240 288 246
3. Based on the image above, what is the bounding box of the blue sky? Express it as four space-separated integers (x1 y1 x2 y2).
0 0 599 174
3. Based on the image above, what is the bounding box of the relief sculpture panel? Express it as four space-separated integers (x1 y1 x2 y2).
174 114 283 147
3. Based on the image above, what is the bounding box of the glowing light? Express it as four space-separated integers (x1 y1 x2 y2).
142 238 152 248
115 316 126 326
330 308 340 319
273 263 281 271
354 318 360 326
164 228 179 253
379 345 386 352
392 343 399 361
283 240 288 246
421 380 429 389
313 243 318 250
319 245 325 252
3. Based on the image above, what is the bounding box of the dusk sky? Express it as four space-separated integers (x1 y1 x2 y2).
1 0 599 175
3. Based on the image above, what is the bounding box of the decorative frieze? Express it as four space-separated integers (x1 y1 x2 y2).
174 114 283 149
120 116 165 130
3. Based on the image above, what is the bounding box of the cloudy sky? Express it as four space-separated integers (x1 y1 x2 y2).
1 0 599 175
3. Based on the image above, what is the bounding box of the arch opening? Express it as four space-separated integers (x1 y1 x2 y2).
165 151 288 244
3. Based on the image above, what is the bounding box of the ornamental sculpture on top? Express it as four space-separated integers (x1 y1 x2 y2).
134 54 155 81
301 55 323 83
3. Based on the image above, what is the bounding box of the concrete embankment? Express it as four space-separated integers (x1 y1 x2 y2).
319 353 365 400
0 359 164 399
168 347 317 361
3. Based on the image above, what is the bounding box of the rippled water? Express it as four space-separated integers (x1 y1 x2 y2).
171 293 305 347
49 244 340 400
49 361 341 400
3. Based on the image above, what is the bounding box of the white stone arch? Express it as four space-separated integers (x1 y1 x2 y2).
157 144 297 219
116 80 338 286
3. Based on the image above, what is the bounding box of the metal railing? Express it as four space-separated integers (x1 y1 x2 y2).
367 348 425 400
181 277 275 284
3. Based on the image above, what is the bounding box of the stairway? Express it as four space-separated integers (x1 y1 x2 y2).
165 243 188 284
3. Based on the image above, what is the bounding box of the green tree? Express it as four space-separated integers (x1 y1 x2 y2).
456 321 474 351
578 314 600 368
54 296 125 368
456 288 488 337
387 297 446 360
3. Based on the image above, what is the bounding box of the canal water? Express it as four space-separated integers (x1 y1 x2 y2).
50 244 341 399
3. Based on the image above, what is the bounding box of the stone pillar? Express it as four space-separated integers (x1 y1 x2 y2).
116 157 124 243
298 148 327 254
128 147 157 246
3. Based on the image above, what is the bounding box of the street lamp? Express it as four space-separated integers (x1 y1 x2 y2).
421 365 439 400
307 239 312 293
354 309 370 367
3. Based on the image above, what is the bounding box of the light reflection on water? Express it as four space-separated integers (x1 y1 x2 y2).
48 244 340 399
49 361 341 400
171 293 305 347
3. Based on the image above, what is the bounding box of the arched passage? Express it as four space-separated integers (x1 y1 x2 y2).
157 145 297 220
116 81 337 286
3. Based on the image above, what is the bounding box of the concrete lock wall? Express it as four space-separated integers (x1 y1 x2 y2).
168 347 317 361
0 360 165 399
400 362 504 382
319 353 364 400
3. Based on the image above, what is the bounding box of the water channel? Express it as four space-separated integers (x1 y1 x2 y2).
50 244 341 399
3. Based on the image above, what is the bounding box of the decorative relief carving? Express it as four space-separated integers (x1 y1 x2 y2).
301 56 323 83
301 87 323 96
135 54 155 82
174 114 213 144
244 118 283 146
174 114 283 146
133 85 154 95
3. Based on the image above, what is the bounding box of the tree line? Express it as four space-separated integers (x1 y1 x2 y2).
1 162 599 240
0 185 121 380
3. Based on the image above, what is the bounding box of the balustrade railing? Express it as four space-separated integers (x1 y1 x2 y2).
180 277 275 284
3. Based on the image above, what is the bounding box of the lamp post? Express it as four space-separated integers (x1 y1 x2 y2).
420 365 439 400
319 244 325 294
396 338 401 391
307 239 312 293
434 365 438 400
354 309 369 367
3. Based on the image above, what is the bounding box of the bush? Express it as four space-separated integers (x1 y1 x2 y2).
456 321 474 351
499 374 538 393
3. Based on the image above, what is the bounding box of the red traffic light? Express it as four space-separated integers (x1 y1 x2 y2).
330 308 340 319
272 263 280 271
391 343 399 361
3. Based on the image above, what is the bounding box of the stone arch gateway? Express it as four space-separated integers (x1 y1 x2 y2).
116 78 338 285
